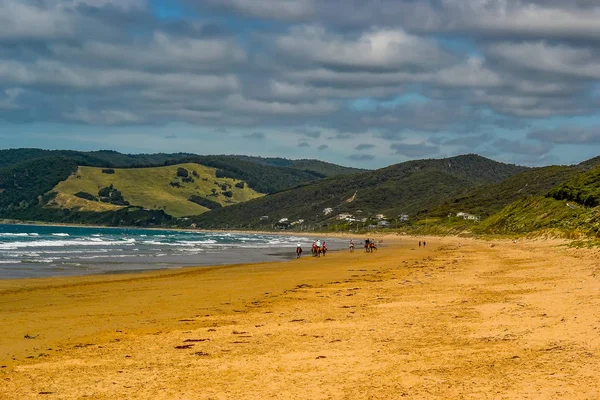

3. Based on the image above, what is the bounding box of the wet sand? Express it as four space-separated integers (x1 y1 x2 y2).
1 236 599 399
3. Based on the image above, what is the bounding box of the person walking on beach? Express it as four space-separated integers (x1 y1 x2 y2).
419 241 422 247
349 239 354 252
365 238 370 252
296 243 302 258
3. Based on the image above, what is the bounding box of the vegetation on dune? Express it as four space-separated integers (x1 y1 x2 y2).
548 165 600 207
430 165 580 218
51 163 263 217
477 196 600 238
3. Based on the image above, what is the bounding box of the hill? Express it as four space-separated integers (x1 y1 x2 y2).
0 149 358 224
184 154 528 229
472 164 600 238
428 165 581 219
48 163 263 217
232 155 365 177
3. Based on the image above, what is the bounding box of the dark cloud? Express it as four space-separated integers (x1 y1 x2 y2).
294 127 321 138
298 141 310 148
348 153 375 161
355 143 375 151
165 134 177 139
317 144 328 151
390 142 440 158
528 126 600 144
243 131 265 140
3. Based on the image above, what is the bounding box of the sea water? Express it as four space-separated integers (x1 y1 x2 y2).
0 224 347 279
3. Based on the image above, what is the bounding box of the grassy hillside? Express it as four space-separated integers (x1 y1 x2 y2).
185 154 527 229
429 165 580 218
50 163 263 217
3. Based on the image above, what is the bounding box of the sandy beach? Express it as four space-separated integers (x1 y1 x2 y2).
1 236 599 399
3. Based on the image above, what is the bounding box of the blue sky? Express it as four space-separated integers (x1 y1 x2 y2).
1 0 600 168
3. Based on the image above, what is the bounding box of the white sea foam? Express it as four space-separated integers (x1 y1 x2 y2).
51 233 70 237
0 238 136 250
0 260 20 264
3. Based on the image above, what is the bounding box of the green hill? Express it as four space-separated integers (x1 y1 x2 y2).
429 165 580 219
184 154 527 229
0 149 358 224
48 163 263 217
472 164 600 238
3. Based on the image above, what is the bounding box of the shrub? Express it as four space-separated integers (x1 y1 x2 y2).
182 176 194 183
176 167 189 178
235 182 245 189
222 191 233 198
101 169 115 174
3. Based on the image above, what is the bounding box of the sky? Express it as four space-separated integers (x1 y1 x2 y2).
1 0 600 168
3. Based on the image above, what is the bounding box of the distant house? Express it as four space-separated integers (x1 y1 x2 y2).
457 212 480 222
336 213 353 221
399 214 409 222
278 217 289 223
378 220 391 227
375 214 386 220
259 215 269 221
323 207 334 215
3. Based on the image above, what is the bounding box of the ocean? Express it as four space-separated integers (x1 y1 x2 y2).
0 224 347 279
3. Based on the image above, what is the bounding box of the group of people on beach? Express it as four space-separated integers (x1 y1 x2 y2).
296 240 328 258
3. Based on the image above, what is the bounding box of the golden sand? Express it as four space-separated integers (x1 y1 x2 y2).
1 236 599 399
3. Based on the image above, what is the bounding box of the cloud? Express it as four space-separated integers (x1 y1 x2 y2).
243 131 265 140
294 127 321 138
390 142 440 158
276 26 455 72
355 143 375 151
165 134 177 139
317 144 328 151
298 141 310 148
348 153 375 161
1 0 600 166
528 126 600 144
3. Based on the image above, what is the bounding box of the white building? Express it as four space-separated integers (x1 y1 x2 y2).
336 213 353 220
323 207 334 215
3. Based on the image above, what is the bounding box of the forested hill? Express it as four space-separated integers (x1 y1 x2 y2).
0 149 359 225
185 154 528 229
232 155 364 177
